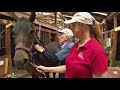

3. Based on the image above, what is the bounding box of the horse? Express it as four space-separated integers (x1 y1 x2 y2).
13 13 61 78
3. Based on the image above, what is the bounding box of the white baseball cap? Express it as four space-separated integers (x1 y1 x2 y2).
64 12 95 25
57 28 73 38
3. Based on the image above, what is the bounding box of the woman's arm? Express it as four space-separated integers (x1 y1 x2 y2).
92 71 108 78
34 44 60 63
36 65 66 73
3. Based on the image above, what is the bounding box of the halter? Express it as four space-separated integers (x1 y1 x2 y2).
15 38 46 78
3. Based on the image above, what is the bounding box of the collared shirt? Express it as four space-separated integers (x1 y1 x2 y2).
65 38 108 78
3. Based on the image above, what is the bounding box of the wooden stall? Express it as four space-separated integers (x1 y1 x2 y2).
0 18 12 77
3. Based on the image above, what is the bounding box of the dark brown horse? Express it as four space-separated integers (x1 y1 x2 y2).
13 13 61 78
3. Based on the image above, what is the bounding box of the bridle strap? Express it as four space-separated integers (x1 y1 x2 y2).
15 44 30 52
15 38 34 52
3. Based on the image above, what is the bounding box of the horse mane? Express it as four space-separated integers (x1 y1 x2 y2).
13 17 34 34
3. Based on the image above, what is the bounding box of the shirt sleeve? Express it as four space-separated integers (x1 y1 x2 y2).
91 50 108 74
42 50 60 64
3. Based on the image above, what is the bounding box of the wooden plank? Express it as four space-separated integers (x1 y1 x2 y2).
35 20 58 31
0 12 13 18
4 57 8 74
61 12 75 16
35 26 58 34
14 12 30 18
105 12 116 22
55 12 57 27
114 26 120 32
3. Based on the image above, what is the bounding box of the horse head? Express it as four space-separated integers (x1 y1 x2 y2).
12 12 61 78
13 12 37 69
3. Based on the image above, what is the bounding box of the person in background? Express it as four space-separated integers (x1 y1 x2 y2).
36 12 108 78
34 28 74 78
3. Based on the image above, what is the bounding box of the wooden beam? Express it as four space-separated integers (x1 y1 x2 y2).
102 12 120 24
106 12 116 21
0 12 12 17
57 12 66 21
61 12 75 16
13 12 30 18
34 20 58 31
0 12 58 31
35 25 58 34
55 12 57 27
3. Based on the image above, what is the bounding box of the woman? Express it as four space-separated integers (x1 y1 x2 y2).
34 28 74 78
36 12 108 78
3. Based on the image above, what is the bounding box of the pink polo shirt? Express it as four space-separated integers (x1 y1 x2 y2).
65 38 108 78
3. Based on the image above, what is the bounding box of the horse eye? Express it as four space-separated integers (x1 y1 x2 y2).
30 30 35 34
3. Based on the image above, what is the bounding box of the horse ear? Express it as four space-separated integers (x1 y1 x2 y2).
29 12 36 23
11 12 19 22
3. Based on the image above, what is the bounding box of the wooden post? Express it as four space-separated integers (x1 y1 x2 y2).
49 30 51 43
5 27 12 74
111 15 117 66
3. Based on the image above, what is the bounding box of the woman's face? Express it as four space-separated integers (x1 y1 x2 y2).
70 22 82 39
57 33 68 44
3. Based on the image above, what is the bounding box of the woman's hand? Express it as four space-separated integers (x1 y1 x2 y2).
34 44 45 52
36 65 66 73
36 65 48 73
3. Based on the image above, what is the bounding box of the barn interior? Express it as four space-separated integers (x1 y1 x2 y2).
0 12 120 78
